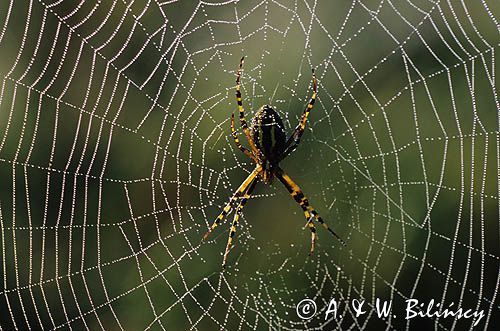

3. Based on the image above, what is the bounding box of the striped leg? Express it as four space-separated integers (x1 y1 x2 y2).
305 218 318 255
203 167 260 241
231 113 257 162
275 167 345 251
236 57 261 159
282 69 317 159
222 179 257 268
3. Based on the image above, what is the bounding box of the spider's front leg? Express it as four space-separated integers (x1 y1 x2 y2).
203 167 260 241
281 69 317 160
274 166 345 253
222 179 257 268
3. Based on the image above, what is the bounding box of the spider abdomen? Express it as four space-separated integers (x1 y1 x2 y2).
251 105 287 164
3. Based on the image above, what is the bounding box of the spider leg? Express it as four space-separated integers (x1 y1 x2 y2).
281 69 317 160
231 113 258 162
305 218 318 255
222 179 257 268
203 166 260 241
275 167 346 251
236 57 261 159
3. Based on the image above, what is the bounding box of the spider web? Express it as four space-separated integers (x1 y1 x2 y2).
0 0 499 329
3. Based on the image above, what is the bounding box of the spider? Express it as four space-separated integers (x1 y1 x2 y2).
203 57 345 268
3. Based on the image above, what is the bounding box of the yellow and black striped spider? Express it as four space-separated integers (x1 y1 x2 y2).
203 57 344 267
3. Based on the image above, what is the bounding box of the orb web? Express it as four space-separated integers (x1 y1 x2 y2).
0 0 499 329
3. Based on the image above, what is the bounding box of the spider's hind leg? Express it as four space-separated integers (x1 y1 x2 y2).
235 57 261 159
231 113 257 162
281 69 317 160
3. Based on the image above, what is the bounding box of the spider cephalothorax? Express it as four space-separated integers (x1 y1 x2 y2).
203 57 344 267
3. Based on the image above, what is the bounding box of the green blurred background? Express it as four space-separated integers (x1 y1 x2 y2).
0 0 499 329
